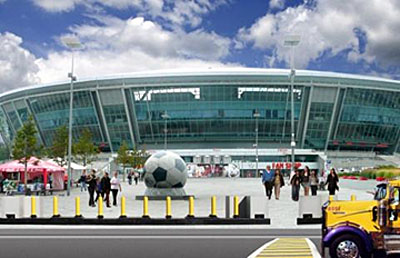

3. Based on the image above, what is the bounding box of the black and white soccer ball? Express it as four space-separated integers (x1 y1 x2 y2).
143 151 188 188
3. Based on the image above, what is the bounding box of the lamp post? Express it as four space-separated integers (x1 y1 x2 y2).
253 110 260 177
161 112 170 150
62 37 81 196
284 35 300 176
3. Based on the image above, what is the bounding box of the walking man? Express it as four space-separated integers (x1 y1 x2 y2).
87 170 97 207
110 171 122 206
101 172 111 208
262 165 275 200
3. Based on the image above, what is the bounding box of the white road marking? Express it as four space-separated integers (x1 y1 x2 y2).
247 238 279 258
306 237 322 258
0 235 320 239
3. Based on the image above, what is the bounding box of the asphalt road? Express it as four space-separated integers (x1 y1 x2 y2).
0 226 322 258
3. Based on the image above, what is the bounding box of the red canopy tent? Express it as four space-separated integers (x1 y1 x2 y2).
0 157 66 190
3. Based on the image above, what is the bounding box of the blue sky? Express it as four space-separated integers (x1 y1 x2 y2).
0 0 399 93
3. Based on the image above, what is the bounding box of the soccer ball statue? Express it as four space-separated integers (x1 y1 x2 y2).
143 151 188 188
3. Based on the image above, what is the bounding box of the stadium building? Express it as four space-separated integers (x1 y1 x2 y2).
1 68 400 174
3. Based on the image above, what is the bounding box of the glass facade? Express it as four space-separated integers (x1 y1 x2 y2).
334 88 400 152
99 89 133 151
132 85 302 145
1 70 400 154
29 91 103 146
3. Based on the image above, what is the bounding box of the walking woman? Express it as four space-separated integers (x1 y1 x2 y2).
310 170 319 196
301 166 311 196
110 171 122 206
273 169 285 200
290 170 302 201
326 168 339 196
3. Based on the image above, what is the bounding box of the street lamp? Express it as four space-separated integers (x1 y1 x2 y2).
284 35 300 176
161 112 170 150
62 36 81 196
253 110 260 177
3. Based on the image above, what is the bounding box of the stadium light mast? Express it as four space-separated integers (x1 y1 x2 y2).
253 110 260 177
284 35 300 176
161 112 170 150
62 36 81 197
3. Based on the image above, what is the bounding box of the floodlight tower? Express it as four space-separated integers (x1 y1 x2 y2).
62 37 81 197
284 35 300 176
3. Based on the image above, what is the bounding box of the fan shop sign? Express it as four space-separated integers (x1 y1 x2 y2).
271 162 302 170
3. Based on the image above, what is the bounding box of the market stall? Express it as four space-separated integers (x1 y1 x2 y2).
0 157 65 192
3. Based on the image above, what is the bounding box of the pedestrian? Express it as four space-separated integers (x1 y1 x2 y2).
310 170 319 196
262 165 275 200
95 177 102 202
110 171 122 206
290 169 302 201
134 173 139 185
0 173 4 193
326 168 339 196
273 169 285 200
101 172 111 208
80 170 87 192
127 171 132 185
87 169 97 207
301 166 311 196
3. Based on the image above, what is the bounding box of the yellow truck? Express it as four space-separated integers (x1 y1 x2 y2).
322 180 400 258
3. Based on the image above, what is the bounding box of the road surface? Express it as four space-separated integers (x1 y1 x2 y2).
0 226 322 258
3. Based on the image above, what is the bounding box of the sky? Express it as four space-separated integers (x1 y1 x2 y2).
0 0 400 93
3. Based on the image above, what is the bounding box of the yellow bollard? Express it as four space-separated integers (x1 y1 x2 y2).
329 195 334 201
142 196 149 218
31 196 37 218
166 196 172 219
98 196 104 219
209 196 217 218
233 196 239 218
351 195 356 201
120 196 127 218
53 196 60 218
187 196 194 218
75 197 82 218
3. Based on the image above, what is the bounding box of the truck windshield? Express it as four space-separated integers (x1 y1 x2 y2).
374 184 387 201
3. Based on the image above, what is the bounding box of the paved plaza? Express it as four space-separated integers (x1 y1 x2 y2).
0 178 377 228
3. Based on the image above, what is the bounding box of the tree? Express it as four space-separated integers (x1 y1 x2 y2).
115 141 132 182
129 146 149 172
72 128 98 166
12 116 41 194
49 126 68 167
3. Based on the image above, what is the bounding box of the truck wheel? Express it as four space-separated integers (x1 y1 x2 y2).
329 234 369 258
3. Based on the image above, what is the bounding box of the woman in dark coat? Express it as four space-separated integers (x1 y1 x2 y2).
326 168 339 196
273 169 285 200
290 170 302 201
86 169 97 207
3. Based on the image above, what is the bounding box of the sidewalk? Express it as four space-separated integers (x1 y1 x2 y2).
0 178 376 228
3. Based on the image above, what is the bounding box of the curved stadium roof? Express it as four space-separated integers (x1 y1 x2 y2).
1 68 400 102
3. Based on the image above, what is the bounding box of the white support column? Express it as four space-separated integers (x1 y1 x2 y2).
121 84 135 148
95 88 113 153
324 88 341 151
300 85 314 148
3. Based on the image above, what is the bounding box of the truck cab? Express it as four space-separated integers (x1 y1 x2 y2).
322 180 400 258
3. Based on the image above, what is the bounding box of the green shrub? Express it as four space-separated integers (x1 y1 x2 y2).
385 171 395 179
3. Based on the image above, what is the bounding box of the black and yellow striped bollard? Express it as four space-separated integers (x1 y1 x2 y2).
75 197 82 218
98 197 104 219
142 196 150 218
186 196 194 218
31 196 37 218
120 196 127 218
52 196 60 218
209 196 217 218
166 196 172 219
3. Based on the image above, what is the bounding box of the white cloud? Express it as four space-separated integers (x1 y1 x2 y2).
269 0 285 10
0 32 40 92
32 15 237 85
237 0 400 70
31 0 228 27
